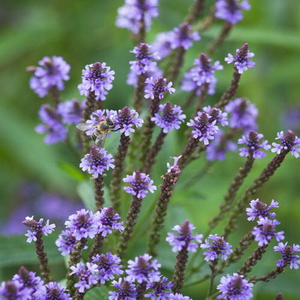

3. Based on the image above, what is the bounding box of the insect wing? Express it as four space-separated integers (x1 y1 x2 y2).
94 133 106 149
76 123 90 132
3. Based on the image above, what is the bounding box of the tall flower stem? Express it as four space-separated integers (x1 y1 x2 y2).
133 73 146 114
185 0 205 24
178 137 199 169
94 175 105 211
88 234 105 261
167 47 185 84
207 260 218 299
249 265 286 284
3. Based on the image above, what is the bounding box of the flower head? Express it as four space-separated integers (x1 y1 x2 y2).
151 102 186 133
78 62 115 101
274 242 300 269
246 199 279 221
80 147 115 178
57 99 85 124
166 220 203 253
28 56 70 97
252 217 285 247
271 130 300 158
217 273 253 299
144 276 173 299
125 253 161 284
145 77 175 100
0 280 28 299
55 229 78 256
166 155 182 173
225 43 255 74
123 171 156 199
108 278 137 300
171 23 200 50
23 216 55 243
168 293 192 300
215 0 251 25
114 107 144 136
33 281 71 300
201 234 233 261
151 32 174 59
238 131 271 159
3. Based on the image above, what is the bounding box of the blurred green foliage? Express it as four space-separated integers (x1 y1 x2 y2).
0 0 300 298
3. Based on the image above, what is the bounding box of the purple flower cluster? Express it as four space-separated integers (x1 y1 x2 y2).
215 0 251 25
151 102 186 133
109 278 137 300
181 53 223 95
80 147 115 178
225 43 255 74
217 273 253 300
33 282 71 300
271 130 300 158
274 242 300 269
78 62 115 101
201 234 233 261
238 131 271 159
97 207 124 237
246 199 278 221
145 77 175 100
166 221 203 253
116 0 158 34
23 216 55 243
57 99 85 124
144 276 173 299
29 56 70 98
123 171 156 199
166 155 182 173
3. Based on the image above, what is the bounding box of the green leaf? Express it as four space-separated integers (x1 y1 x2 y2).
77 180 95 210
85 286 110 299
57 161 85 181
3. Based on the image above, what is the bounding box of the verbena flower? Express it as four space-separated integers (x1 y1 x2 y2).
215 0 251 25
144 276 173 299
252 217 285 247
35 104 67 144
55 229 78 256
181 53 223 95
23 216 56 243
271 130 300 158
69 262 98 293
125 253 161 284
0 280 29 299
169 294 192 300
144 77 175 100
151 32 174 59
80 147 115 179
57 99 85 124
33 281 71 300
171 23 200 50
97 206 124 237
225 98 258 132
78 62 115 101
116 0 158 34
201 234 233 261
29 56 70 98
123 171 156 199
203 106 228 127
109 278 137 300
238 131 271 159
151 102 186 133
246 199 278 221
274 242 300 269
166 155 182 173
114 107 144 136
225 43 255 74
166 221 203 253
64 209 100 240
92 253 123 284
217 273 253 300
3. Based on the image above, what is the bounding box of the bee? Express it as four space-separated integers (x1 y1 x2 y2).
76 117 116 149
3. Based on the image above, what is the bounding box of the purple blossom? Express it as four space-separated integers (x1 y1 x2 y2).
151 32 174 59
166 155 182 173
70 262 98 293
271 130 300 158
33 281 71 300
109 278 137 300
187 112 219 145
23 216 56 243
181 53 223 95
166 221 203 253
171 23 200 50
78 62 115 101
203 106 228 127
206 130 237 161
92 253 124 284
116 0 158 34
0 280 29 300
80 147 115 178
64 209 100 240
217 273 253 300
114 107 144 136
252 217 285 247
123 171 156 199
29 56 70 98
145 77 175 100
57 99 85 124
35 104 67 144
215 0 251 25
125 253 161 284
246 199 279 221
168 293 192 300
151 102 186 133
274 242 300 269
225 43 255 74
96 207 124 237
238 131 271 159
225 98 258 132
201 234 233 261
144 276 173 299
55 229 78 256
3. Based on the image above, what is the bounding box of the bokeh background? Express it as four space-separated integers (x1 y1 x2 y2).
1 0 300 299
